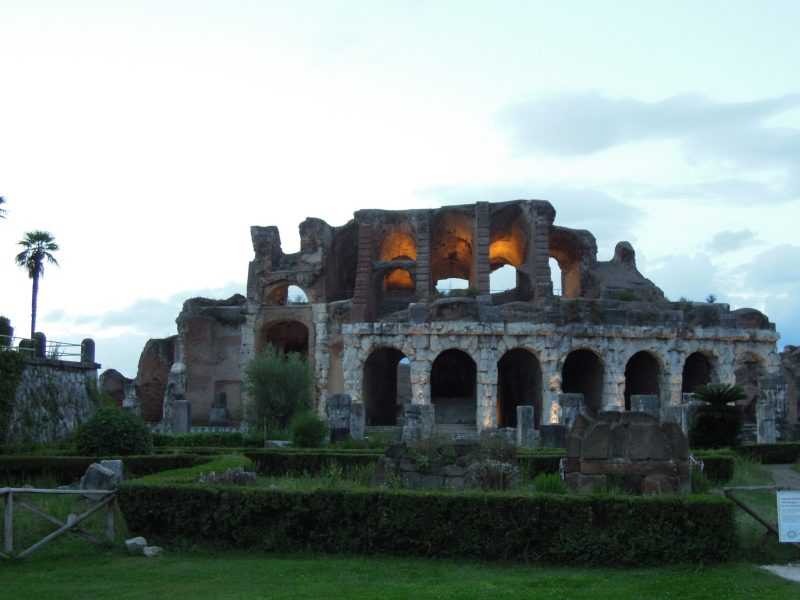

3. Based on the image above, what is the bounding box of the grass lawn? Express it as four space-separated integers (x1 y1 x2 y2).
1 546 799 600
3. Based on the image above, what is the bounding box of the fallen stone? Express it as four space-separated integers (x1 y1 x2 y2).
125 536 147 555
80 463 118 501
143 546 163 558
100 459 124 482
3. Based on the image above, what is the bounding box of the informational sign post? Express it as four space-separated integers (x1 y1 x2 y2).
777 491 800 543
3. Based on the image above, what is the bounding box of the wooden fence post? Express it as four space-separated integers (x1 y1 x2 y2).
3 491 13 556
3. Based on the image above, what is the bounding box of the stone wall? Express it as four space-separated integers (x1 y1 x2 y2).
5 358 99 445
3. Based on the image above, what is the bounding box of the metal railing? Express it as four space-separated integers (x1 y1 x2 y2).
0 335 83 360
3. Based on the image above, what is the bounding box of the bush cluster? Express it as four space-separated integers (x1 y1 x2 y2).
693 451 735 483
153 432 264 448
0 350 25 445
689 384 745 449
737 443 800 464
290 412 328 448
244 346 312 430
75 407 153 456
246 449 380 476
118 476 736 566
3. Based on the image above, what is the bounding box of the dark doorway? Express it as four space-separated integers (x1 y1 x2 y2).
431 349 476 425
261 320 309 356
497 349 542 427
624 351 660 410
561 349 604 413
682 352 713 394
363 348 410 426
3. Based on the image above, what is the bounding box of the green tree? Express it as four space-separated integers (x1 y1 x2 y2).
244 345 313 431
689 384 746 449
15 230 59 339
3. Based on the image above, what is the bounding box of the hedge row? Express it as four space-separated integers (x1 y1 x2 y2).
737 443 800 464
118 480 736 566
693 451 736 483
153 432 264 448
0 455 209 485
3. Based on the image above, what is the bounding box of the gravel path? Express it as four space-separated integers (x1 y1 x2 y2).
765 464 800 490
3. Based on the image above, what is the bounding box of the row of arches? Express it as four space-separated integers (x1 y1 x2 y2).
361 347 740 428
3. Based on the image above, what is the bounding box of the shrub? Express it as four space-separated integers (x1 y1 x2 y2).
691 468 711 494
533 472 567 494
197 467 256 486
244 345 313 430
118 476 737 566
737 443 800 464
689 384 745 449
75 407 153 456
465 459 519 491
290 412 328 448
692 450 735 483
0 351 25 445
152 432 265 448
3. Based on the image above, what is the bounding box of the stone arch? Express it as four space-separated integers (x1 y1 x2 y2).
264 281 313 306
682 351 716 394
383 268 415 292
378 227 417 262
548 226 597 299
624 350 662 411
497 348 542 428
431 209 474 285
561 348 605 414
489 203 532 300
363 346 410 426
735 351 768 423
431 348 477 426
257 320 309 356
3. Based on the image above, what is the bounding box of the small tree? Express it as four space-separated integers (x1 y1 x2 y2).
689 384 746 449
15 230 59 338
244 345 313 432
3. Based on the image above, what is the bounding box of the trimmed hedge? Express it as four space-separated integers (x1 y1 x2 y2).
153 432 264 448
0 454 210 485
693 451 735 483
246 450 381 476
737 443 800 464
119 478 736 565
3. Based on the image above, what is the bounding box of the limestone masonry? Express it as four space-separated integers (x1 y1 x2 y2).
108 199 798 442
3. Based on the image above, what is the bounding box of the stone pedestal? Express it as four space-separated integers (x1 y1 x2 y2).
208 407 228 427
558 393 585 430
326 393 352 442
630 394 660 419
539 424 566 449
402 404 435 442
173 400 192 434
350 402 365 440
516 405 537 448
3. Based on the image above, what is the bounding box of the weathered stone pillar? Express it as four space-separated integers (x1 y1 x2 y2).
558 393 586 429
402 404 435 442
531 205 555 300
351 223 374 322
409 358 431 405
414 211 432 301
81 338 96 363
516 405 537 448
173 400 192 433
325 393 352 442
33 332 46 358
471 202 490 295
312 303 330 413
350 401 365 440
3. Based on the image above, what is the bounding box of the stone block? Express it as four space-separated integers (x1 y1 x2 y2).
350 402 365 440
172 400 191 434
662 422 689 459
566 433 582 457
515 405 536 448
609 422 629 458
539 425 566 449
208 407 228 427
325 393 352 442
402 404 435 442
80 463 118 501
125 536 147 555
582 423 610 459
143 546 163 558
642 473 679 495
565 472 607 494
630 395 660 418
559 393 585 430
100 459 124 482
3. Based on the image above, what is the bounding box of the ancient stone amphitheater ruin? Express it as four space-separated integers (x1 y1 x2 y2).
103 199 799 443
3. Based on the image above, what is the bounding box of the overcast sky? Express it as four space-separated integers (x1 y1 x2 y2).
1 1 798 377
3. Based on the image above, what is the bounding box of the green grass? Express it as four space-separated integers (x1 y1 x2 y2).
0 548 798 599
793 462 800 474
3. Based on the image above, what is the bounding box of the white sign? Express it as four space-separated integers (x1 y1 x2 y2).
777 491 800 543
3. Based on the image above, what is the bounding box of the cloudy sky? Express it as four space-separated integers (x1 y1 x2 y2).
1 1 798 376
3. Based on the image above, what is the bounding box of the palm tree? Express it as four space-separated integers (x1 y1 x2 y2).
15 231 59 339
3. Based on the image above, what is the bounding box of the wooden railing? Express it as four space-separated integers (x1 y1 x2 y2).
1 487 116 559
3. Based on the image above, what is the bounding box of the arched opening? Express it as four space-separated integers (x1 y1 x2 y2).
379 229 417 262
490 264 517 294
258 320 309 356
497 349 542 428
431 209 474 289
265 282 311 306
549 258 562 296
431 349 476 425
549 226 596 299
682 352 713 394
287 285 309 304
735 353 767 423
363 347 410 426
489 203 531 301
435 277 470 296
384 268 414 292
624 351 661 411
561 349 604 414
